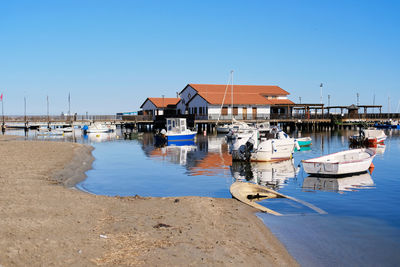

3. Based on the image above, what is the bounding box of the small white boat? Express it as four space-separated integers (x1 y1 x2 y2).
302 148 376 176
62 127 74 133
216 124 231 133
85 122 114 133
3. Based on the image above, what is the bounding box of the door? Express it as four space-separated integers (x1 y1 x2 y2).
252 107 257 119
242 107 247 120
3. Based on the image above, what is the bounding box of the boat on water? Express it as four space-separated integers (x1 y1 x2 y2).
230 181 326 215
62 127 74 133
231 127 299 162
374 120 400 129
302 148 376 177
295 137 312 147
84 122 115 133
157 118 196 143
349 128 386 146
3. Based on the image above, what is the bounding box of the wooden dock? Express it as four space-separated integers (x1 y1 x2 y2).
2 113 400 133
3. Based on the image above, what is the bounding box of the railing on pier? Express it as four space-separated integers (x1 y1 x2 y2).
2 115 118 122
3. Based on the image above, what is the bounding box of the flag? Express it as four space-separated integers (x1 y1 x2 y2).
0 93 3 101
320 83 323 88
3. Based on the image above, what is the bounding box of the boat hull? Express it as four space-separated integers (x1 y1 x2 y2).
296 137 312 147
302 149 375 176
166 133 196 141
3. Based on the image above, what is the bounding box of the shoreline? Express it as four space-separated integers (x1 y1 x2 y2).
0 136 298 266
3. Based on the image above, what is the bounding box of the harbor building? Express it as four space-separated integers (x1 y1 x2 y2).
140 97 180 118
177 84 294 120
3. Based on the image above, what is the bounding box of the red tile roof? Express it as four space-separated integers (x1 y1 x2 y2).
189 84 290 95
141 97 180 108
189 92 294 106
186 84 293 106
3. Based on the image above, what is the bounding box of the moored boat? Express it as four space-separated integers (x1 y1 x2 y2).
302 148 376 177
164 118 197 142
231 127 299 162
349 128 386 147
295 137 312 147
84 122 115 133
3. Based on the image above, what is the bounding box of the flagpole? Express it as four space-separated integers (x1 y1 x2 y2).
2 95 4 133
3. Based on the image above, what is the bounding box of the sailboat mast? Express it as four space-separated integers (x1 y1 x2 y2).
231 70 233 121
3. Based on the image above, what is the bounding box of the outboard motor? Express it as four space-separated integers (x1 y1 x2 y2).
237 138 254 161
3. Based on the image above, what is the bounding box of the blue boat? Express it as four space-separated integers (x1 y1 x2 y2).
374 123 400 129
165 118 197 142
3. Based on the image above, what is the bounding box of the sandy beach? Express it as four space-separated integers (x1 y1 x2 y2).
0 136 297 266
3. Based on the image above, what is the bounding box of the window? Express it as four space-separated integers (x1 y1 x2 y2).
221 106 228 115
233 107 238 115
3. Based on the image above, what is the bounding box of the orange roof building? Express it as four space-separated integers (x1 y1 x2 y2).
177 84 294 120
140 97 180 116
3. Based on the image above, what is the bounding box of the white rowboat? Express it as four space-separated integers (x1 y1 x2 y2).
302 148 375 176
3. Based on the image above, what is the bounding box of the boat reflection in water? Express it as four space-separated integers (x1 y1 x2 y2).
303 172 374 192
149 140 197 166
231 159 300 190
83 132 118 143
371 144 386 155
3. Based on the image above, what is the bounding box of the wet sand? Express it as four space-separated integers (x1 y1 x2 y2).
0 136 297 266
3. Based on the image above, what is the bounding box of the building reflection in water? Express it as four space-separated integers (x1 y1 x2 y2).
303 172 374 192
143 134 234 176
231 160 300 190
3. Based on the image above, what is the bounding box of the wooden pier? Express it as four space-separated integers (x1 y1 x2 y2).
2 113 400 133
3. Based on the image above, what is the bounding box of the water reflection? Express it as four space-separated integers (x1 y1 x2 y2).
303 172 375 192
231 160 299 190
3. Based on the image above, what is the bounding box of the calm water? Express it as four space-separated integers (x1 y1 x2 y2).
7 128 400 266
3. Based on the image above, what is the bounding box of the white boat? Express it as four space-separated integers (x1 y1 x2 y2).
216 124 231 133
231 128 298 162
62 127 74 133
302 148 376 176
303 172 374 192
85 122 114 133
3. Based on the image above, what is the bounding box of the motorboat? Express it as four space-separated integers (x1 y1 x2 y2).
302 148 376 177
216 124 231 134
84 122 115 133
302 172 374 192
62 127 74 133
231 127 299 162
162 118 196 142
349 128 386 146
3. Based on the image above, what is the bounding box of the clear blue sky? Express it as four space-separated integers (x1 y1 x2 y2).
1 0 399 115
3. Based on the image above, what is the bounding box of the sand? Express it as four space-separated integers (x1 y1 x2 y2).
0 136 297 266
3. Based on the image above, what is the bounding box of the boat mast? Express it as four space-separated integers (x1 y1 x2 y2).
216 72 233 125
231 70 233 122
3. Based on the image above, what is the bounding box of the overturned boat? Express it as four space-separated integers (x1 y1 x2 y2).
230 181 326 216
